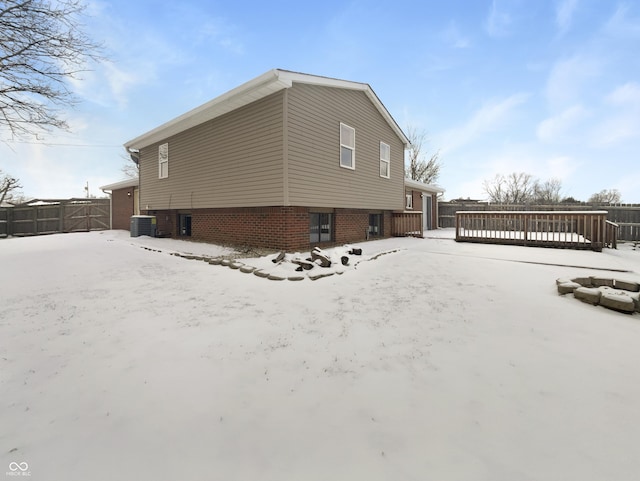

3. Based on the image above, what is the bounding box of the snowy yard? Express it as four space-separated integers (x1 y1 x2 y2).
2 230 640 481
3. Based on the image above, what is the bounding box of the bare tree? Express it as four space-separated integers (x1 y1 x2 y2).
588 189 622 204
0 0 102 139
483 172 545 204
121 154 139 179
405 126 442 184
533 178 563 204
0 169 22 204
483 173 507 203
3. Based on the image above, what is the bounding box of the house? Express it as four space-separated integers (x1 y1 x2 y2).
404 179 445 231
124 69 443 250
99 178 139 230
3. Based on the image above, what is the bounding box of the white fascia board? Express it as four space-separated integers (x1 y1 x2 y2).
124 69 291 150
100 178 139 191
405 178 445 194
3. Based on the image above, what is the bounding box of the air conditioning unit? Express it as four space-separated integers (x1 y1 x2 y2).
130 215 157 237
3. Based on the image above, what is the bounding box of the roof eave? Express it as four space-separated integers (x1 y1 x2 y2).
124 69 291 150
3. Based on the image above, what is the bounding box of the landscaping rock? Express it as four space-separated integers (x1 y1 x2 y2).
571 277 593 287
614 279 640 292
229 262 243 270
590 276 614 288
309 271 335 281
292 258 314 270
311 247 331 267
267 274 286 281
556 277 573 286
253 269 269 278
557 281 582 295
220 259 232 267
239 265 256 274
272 251 286 264
208 258 223 265
287 276 305 281
311 247 332 268
574 287 602 305
600 292 635 313
629 292 640 312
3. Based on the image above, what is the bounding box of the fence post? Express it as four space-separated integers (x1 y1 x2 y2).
59 201 65 233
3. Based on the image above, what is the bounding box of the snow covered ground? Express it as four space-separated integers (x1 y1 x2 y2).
1 229 640 481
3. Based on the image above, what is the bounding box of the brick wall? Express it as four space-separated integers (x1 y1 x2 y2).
112 187 136 230
145 210 174 237
143 206 394 251
190 206 310 251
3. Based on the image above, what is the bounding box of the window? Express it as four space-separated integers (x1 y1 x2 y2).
339 123 355 169
379 142 390 178
179 214 191 236
310 212 333 243
369 214 382 237
159 143 169 179
405 193 413 209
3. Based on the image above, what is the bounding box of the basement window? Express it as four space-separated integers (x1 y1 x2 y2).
369 214 382 237
310 212 333 243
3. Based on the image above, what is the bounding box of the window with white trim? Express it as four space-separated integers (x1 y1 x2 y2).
339 123 355 169
159 143 169 179
406 193 413 209
379 142 390 178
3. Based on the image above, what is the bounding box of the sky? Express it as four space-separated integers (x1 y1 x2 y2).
1 0 639 202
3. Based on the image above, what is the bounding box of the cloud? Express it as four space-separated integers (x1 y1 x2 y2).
485 0 513 37
440 93 530 153
604 3 640 38
590 82 640 145
544 55 601 108
605 81 640 105
556 0 579 34
536 104 590 142
442 21 470 49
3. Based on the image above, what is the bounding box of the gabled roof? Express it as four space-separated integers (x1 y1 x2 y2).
124 69 410 150
99 178 139 191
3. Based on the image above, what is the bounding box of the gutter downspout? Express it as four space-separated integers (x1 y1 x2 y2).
101 188 113 229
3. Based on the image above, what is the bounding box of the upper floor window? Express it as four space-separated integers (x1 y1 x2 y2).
340 123 355 170
159 143 169 179
380 142 390 178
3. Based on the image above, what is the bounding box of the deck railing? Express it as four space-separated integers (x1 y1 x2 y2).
455 211 617 251
392 211 423 238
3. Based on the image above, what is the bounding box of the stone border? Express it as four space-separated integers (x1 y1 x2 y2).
151 246 401 282
557 276 640 314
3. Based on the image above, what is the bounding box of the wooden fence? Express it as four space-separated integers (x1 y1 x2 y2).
455 211 616 251
0 199 110 238
440 202 640 242
392 211 423 237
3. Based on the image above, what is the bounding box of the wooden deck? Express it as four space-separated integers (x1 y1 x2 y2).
455 211 618 252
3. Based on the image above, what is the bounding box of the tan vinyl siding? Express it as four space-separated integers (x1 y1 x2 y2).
139 91 285 210
286 83 405 210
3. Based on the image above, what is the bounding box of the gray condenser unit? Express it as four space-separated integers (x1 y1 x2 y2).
130 215 157 237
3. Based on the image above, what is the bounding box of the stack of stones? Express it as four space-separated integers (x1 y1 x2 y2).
557 276 640 314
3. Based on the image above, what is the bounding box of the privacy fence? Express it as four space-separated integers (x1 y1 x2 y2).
439 202 640 242
0 199 110 238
